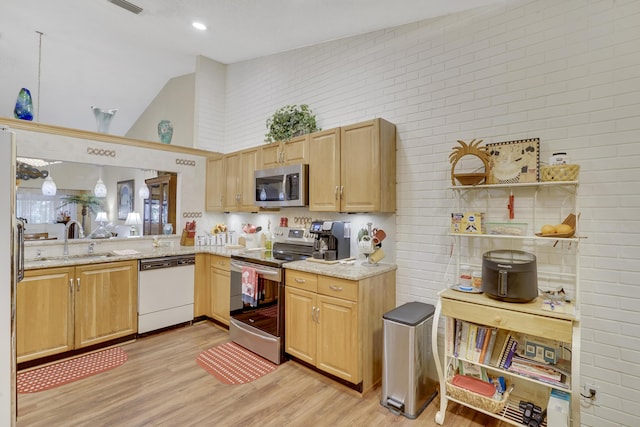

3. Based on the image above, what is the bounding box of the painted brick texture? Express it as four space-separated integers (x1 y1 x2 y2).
221 1 640 425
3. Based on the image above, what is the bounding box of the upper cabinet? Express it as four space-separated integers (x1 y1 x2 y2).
309 118 396 213
261 135 310 169
205 157 224 212
223 147 261 212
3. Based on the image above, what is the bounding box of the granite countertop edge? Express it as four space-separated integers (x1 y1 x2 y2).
25 248 397 281
284 260 397 281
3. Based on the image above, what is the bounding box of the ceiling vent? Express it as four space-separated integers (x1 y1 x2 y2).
107 0 143 15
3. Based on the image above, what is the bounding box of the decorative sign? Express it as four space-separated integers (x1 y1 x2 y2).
486 138 540 184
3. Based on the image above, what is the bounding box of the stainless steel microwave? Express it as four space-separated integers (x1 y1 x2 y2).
254 164 309 207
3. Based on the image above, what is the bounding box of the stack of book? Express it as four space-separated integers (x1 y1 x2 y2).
508 355 570 389
447 319 498 365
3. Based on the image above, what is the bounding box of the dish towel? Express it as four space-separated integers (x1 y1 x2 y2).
241 266 258 307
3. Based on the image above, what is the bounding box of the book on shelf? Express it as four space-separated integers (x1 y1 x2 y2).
507 355 571 388
450 319 498 363
497 335 518 369
482 328 498 365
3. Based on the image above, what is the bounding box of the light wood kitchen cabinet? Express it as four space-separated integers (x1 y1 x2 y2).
74 261 138 348
309 118 396 212
210 255 231 325
261 134 309 168
286 275 358 383
205 157 224 212
285 269 395 393
223 147 261 212
194 254 210 317
194 254 230 326
17 267 74 363
17 260 138 363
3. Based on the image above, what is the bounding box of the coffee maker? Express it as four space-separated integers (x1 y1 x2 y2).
309 220 351 261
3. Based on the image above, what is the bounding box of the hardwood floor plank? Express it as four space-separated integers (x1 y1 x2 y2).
17 322 509 427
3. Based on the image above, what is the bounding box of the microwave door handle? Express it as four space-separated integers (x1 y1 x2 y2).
282 174 287 200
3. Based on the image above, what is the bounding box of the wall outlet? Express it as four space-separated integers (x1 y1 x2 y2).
582 383 599 406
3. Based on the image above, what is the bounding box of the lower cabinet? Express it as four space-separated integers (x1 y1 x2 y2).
194 253 230 326
17 260 138 363
285 269 395 393
210 255 230 325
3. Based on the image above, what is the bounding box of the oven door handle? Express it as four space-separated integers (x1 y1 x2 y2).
230 262 279 276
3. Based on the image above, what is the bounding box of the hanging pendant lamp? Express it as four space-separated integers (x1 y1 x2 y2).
42 175 57 196
94 177 107 197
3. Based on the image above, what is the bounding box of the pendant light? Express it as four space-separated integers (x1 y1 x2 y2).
41 174 57 196
94 166 107 197
138 182 149 199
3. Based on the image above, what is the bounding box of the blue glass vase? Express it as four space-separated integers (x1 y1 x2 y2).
14 88 34 121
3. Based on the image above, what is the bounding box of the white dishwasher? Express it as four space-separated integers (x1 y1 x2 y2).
138 255 195 334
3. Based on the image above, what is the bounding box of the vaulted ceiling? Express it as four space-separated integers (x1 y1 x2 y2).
1 0 507 135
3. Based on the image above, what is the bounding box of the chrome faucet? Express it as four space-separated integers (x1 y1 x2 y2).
64 220 84 256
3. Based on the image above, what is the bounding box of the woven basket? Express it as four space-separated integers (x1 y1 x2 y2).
446 380 509 413
540 164 580 182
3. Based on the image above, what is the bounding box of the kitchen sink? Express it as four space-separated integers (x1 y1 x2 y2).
28 253 117 263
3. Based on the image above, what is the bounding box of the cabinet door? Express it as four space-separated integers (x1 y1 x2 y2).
194 254 210 317
309 128 341 211
75 261 137 348
316 294 359 383
340 120 380 212
17 267 74 363
285 287 317 365
282 135 309 164
239 147 261 211
223 153 240 211
211 266 230 325
205 157 224 212
261 143 281 169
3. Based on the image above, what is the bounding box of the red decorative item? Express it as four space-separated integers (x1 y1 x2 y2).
508 194 515 219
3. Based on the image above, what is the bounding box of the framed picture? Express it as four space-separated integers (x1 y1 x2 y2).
486 138 540 184
117 180 135 220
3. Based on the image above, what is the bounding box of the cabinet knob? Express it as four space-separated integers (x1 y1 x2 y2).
494 316 502 324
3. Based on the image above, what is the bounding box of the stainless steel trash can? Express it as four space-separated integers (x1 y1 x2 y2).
380 302 437 419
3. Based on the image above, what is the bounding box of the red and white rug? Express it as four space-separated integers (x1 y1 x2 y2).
196 342 277 385
17 347 128 393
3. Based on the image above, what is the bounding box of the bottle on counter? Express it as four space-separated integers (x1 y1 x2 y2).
265 220 273 256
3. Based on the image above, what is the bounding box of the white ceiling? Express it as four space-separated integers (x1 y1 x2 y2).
1 0 506 136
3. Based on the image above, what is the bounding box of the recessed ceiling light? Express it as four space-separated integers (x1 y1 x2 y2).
192 22 207 31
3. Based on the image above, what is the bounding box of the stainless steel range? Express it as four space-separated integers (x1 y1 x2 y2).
229 227 313 364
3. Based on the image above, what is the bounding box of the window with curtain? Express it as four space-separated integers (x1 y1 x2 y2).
16 189 79 224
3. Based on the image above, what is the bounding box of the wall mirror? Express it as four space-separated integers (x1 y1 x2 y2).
16 158 170 240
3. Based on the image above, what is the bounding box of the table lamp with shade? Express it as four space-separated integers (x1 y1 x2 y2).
125 212 142 237
89 211 111 239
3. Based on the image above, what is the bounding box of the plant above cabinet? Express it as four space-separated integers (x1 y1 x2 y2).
264 104 320 143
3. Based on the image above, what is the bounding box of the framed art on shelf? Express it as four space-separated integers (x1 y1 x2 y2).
117 180 134 220
486 138 540 184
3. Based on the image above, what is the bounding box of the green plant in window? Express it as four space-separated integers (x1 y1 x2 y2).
264 104 320 143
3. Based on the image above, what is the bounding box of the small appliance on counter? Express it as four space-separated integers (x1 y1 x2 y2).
482 250 538 302
309 220 350 261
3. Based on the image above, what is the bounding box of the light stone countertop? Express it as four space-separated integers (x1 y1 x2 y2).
24 237 397 281
284 259 397 281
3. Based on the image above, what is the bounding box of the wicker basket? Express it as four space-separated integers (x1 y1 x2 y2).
540 164 580 182
446 373 510 414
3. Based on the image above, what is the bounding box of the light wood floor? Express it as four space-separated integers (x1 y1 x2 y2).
17 322 510 427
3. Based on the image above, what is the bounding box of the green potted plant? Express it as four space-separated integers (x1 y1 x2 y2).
264 104 320 143
58 194 104 231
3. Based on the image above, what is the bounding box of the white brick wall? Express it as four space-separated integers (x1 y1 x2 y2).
221 0 640 425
